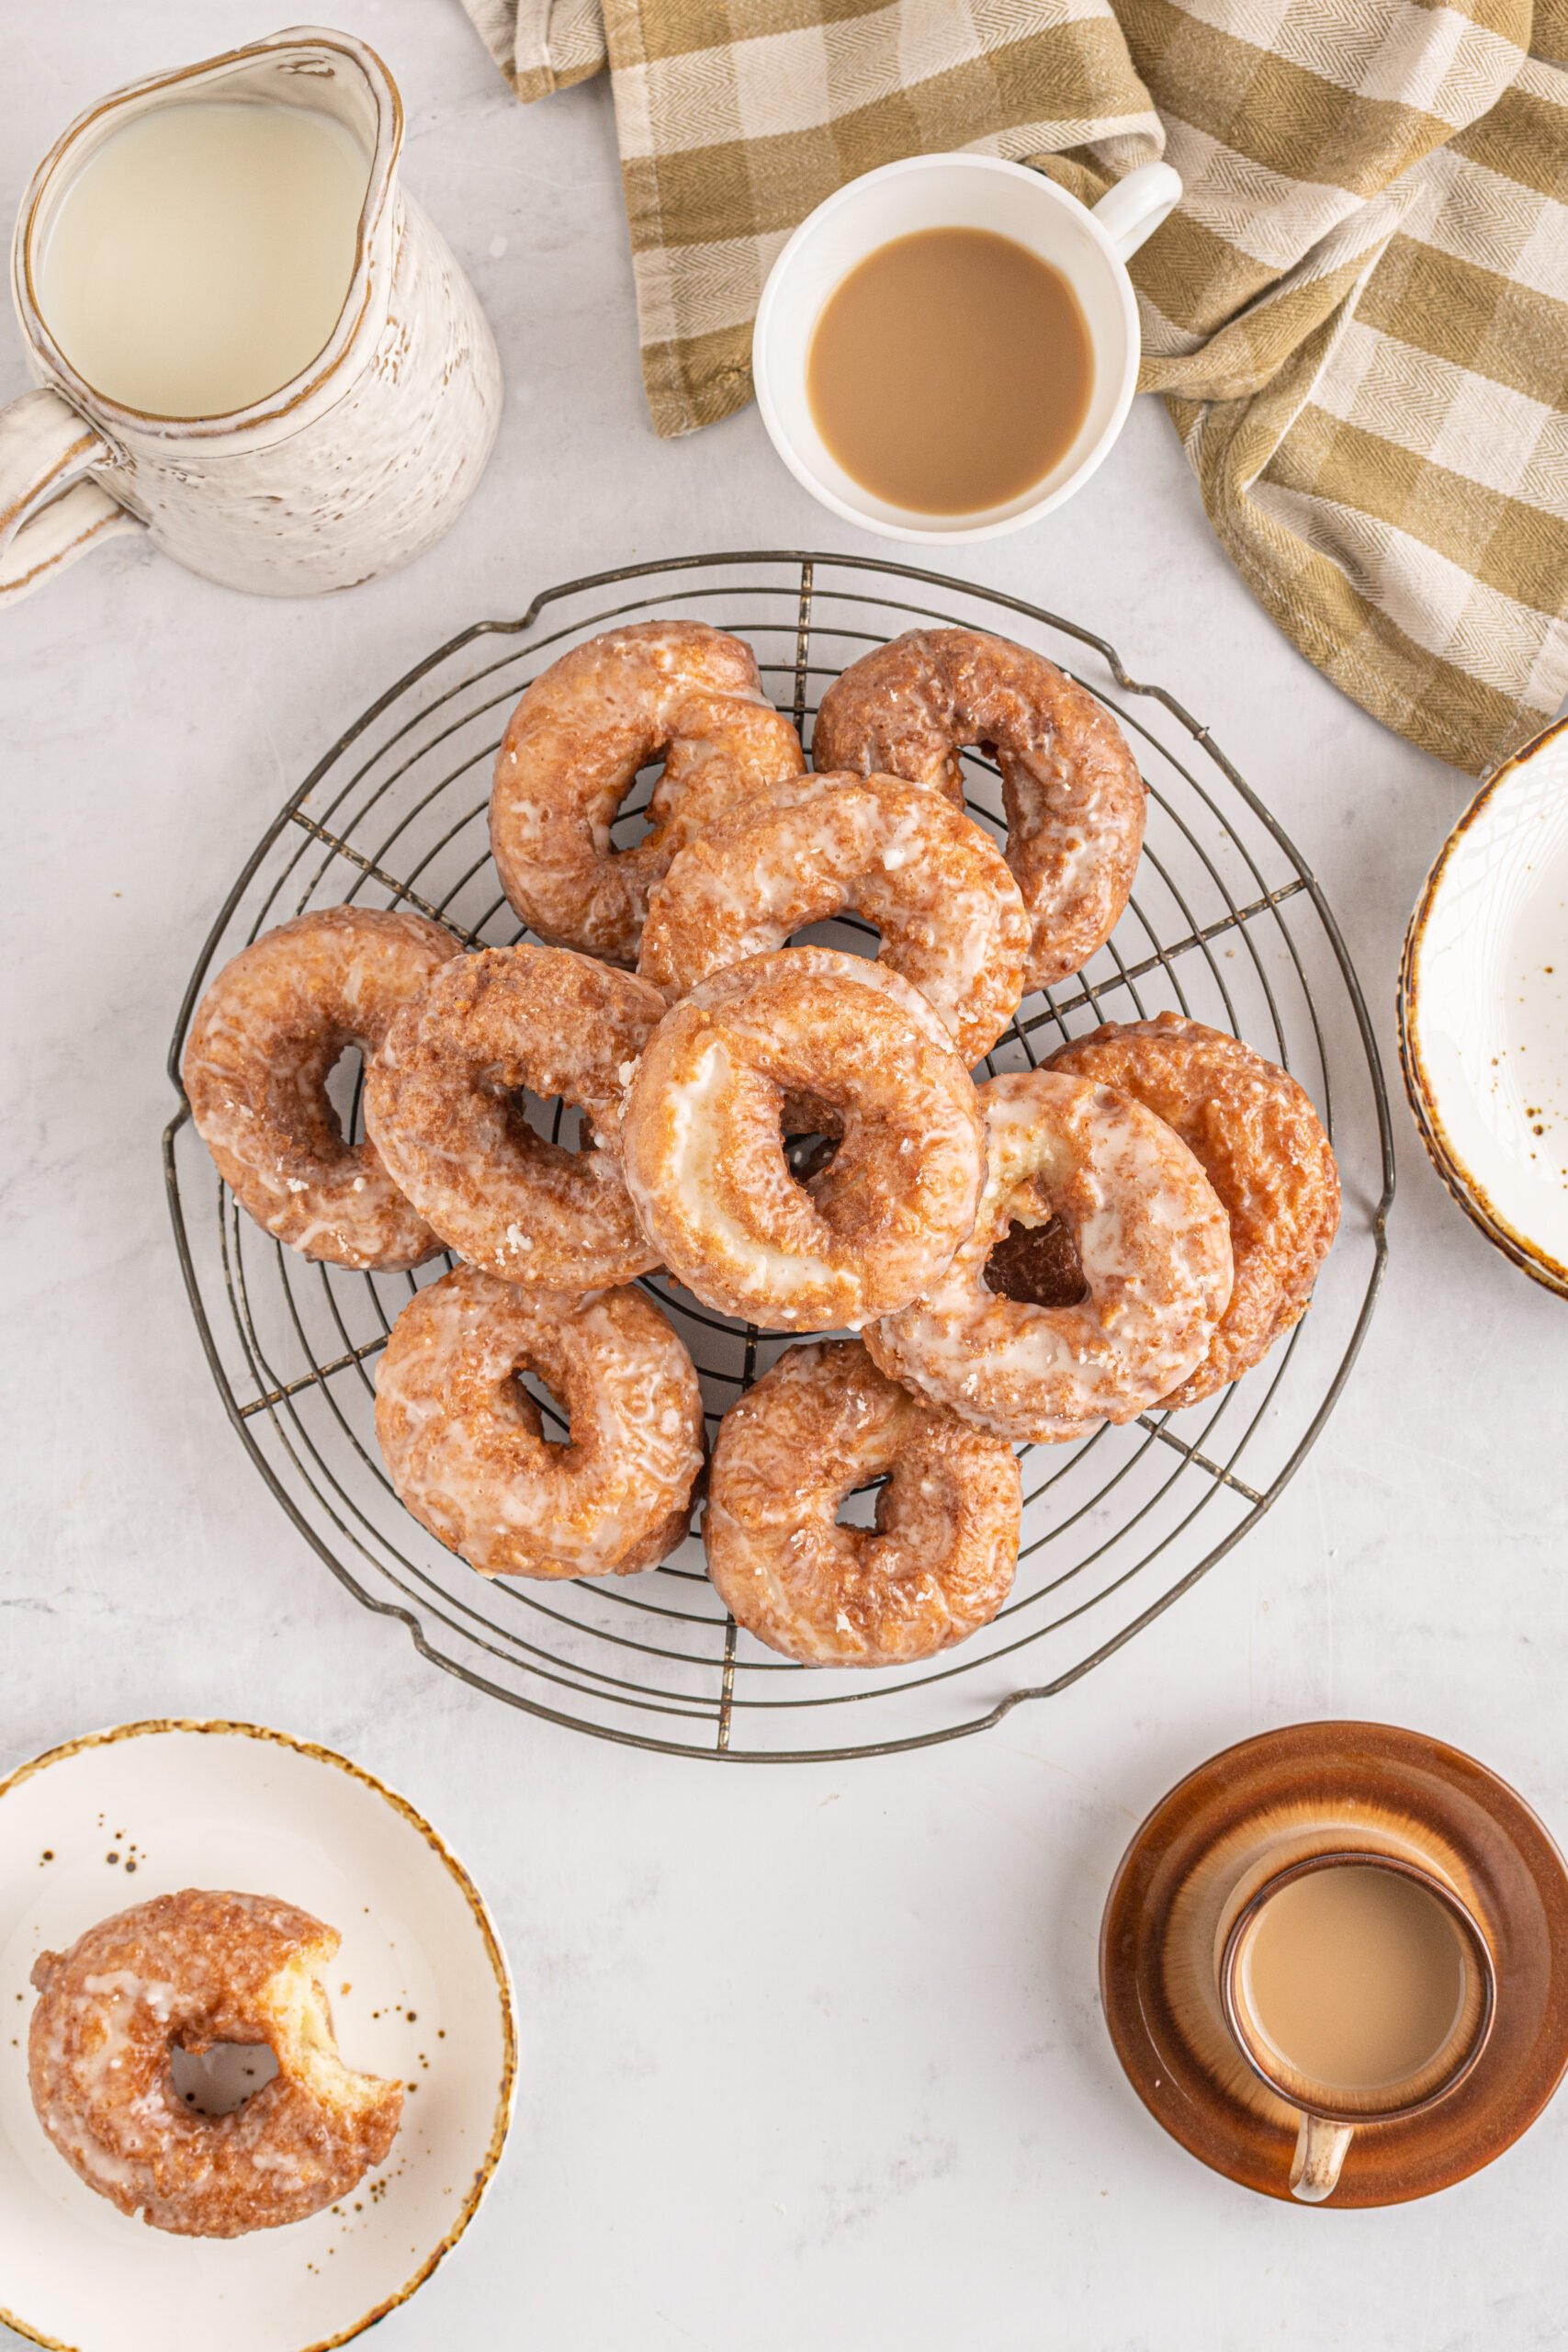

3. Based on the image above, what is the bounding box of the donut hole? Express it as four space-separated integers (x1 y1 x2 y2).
608 757 668 851
831 1462 959 1571
479 1074 598 1165
831 1474 887 1530
491 1349 572 1447
322 1040 370 1141
784 1129 840 1185
984 1216 1089 1309
785 911 881 960
170 2039 281 2118
514 1363 572 1446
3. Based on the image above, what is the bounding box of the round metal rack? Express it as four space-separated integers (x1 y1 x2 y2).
164 551 1394 1760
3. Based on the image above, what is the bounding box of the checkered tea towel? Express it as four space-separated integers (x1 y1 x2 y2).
464 0 1568 775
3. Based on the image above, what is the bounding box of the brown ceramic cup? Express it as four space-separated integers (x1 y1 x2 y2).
1101 1723 1568 2208
1219 1850 1496 2202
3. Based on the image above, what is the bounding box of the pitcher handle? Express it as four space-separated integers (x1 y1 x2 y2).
1089 161 1183 261
0 386 145 605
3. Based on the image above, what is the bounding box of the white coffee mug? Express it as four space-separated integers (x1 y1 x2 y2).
0 25 502 605
752 152 1180 544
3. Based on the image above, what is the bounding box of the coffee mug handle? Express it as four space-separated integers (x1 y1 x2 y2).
1089 161 1183 261
0 386 145 606
1289 2111 1354 2203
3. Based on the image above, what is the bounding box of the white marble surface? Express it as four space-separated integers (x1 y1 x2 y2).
3 6 1565 2346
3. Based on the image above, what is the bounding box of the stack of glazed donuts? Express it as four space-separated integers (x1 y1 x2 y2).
185 619 1340 1671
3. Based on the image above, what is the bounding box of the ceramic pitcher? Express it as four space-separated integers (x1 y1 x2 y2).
0 26 502 604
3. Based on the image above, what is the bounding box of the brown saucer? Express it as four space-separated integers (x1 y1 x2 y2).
1100 1722 1568 2206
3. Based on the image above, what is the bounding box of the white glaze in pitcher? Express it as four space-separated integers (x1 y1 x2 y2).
0 26 502 602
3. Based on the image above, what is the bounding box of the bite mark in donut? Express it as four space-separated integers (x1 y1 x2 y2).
28 1890 402 2237
490 619 806 967
705 1340 1020 1667
375 1264 705 1578
811 626 1145 990
182 905 462 1269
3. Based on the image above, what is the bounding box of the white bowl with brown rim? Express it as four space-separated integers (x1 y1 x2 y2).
1400 714 1568 1296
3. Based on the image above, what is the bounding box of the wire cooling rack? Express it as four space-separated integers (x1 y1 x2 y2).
164 551 1394 1761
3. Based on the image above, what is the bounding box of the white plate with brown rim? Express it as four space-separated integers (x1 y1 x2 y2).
0 1719 516 2352
1401 715 1568 1296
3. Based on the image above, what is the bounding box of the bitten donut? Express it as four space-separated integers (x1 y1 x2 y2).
182 905 461 1269
811 627 1145 989
621 948 985 1332
365 944 666 1288
490 619 806 966
705 1340 1021 1666
28 1890 402 2238
375 1264 705 1577
1048 1012 1340 1407
866 1070 1234 1442
637 770 1029 1065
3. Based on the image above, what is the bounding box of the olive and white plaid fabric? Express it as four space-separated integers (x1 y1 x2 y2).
464 0 1568 775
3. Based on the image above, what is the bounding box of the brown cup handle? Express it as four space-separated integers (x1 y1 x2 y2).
1290 2112 1354 2202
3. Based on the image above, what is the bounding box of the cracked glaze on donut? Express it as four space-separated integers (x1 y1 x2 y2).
1048 1012 1340 1407
490 619 806 966
375 1265 705 1577
28 1890 401 2237
705 1340 1020 1667
811 627 1145 990
620 948 985 1333
866 1069 1234 1442
365 945 666 1288
637 770 1028 1065
182 906 461 1269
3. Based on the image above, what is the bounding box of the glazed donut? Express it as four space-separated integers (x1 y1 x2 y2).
364 944 666 1288
490 619 806 966
1047 1012 1340 1407
866 1069 1234 1442
375 1264 704 1577
811 627 1145 990
182 905 461 1269
621 948 985 1332
637 770 1029 1065
28 1889 401 2238
705 1340 1020 1666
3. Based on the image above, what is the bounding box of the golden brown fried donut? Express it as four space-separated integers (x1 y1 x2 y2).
365 944 665 1288
811 626 1145 990
28 1889 401 2238
637 770 1028 1065
1047 1012 1340 1407
182 905 461 1269
490 619 806 966
621 948 985 1333
705 1340 1020 1666
375 1264 705 1577
866 1070 1233 1442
